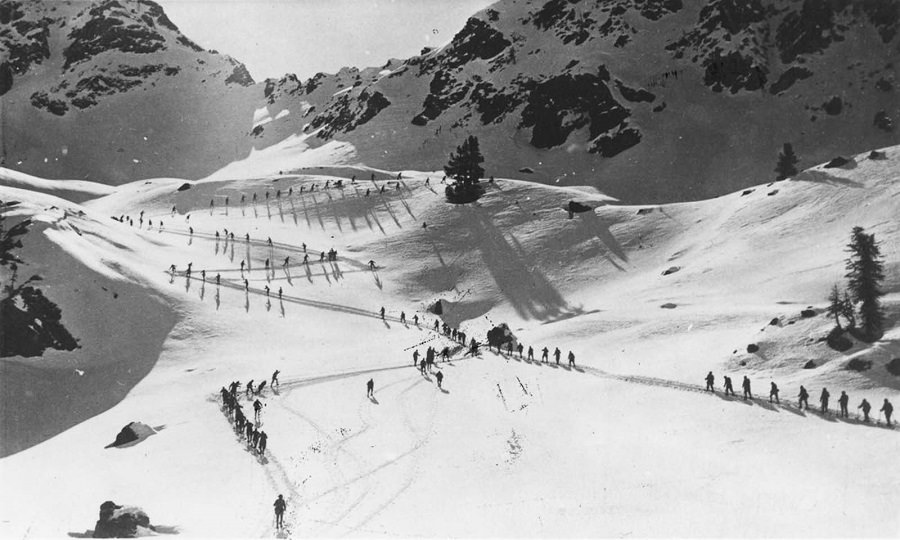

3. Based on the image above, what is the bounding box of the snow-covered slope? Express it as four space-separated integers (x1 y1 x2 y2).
0 145 898 536
1 0 260 183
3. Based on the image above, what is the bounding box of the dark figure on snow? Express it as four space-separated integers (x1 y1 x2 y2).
798 386 809 410
253 399 262 421
256 381 267 395
882 399 894 425
838 391 849 418
858 399 872 422
272 370 280 387
413 350 420 366
506 342 513 356
246 380 254 396
216 274 221 285
278 287 282 300
820 388 830 414
244 279 249 291
553 348 561 365
541 347 549 363
769 382 780 404
420 359 427 375
724 376 735 396
367 378 374 398
436 371 444 389
434 320 439 331
568 351 575 368
441 347 450 362
741 376 751 400
265 285 270 298
400 311 406 324
413 314 419 326
258 431 267 454
517 343 523 358
369 260 376 270
705 372 715 392
380 306 385 320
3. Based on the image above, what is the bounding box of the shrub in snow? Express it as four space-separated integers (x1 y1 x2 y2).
662 266 680 276
800 308 816 318
774 142 799 180
176 183 191 191
886 358 900 376
826 327 853 352
868 150 887 160
824 156 851 168
92 501 153 538
845 358 872 372
803 360 816 369
746 343 759 353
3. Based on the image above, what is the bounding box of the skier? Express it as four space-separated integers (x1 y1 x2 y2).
568 350 575 368
253 399 262 422
517 343 523 358
882 398 894 425
705 372 715 392
506 342 513 356
278 287 282 300
741 376 752 400
798 385 809 410
400 311 406 324
244 278 249 291
436 371 444 389
553 347 561 365
420 358 428 375
273 495 286 529
246 380 254 396
256 381 267 395
216 274 221 285
240 260 245 275
723 376 735 396
769 382 780 404
527 346 534 361
820 387 830 414
367 378 374 398
412 350 420 367
271 370 280 387
201 269 206 281
258 430 268 454
380 306 385 320
303 254 309 264
838 391 849 418
265 285 270 297
368 260 376 270
302 243 307 253
858 398 872 422
283 256 290 267
541 347 549 363
413 314 419 326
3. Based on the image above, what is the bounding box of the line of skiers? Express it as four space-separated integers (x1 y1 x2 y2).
705 372 894 424
492 341 577 368
220 384 268 456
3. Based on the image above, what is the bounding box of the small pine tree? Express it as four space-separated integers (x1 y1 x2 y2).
839 290 856 329
444 135 485 186
825 283 843 329
844 226 885 340
775 142 799 180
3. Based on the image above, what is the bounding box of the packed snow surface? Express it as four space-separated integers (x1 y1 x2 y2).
0 147 898 537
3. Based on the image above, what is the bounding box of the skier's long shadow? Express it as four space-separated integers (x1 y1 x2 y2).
714 393 753 406
369 396 379 405
440 388 450 395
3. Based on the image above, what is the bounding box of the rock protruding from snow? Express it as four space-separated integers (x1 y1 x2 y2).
92 501 153 538
104 422 157 449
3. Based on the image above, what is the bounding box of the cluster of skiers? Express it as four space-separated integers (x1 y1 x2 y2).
491 341 577 368
705 372 894 425
218 371 281 456
111 210 163 231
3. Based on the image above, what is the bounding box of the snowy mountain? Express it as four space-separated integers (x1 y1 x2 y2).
1 0 258 183
4 0 898 202
255 0 900 201
0 145 898 535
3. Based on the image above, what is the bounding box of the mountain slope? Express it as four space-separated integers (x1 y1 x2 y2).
1 0 260 183
254 0 900 202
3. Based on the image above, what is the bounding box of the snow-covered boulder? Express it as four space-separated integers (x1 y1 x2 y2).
92 501 153 538
104 422 156 449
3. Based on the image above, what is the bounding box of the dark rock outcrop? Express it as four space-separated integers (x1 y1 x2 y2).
93 501 153 538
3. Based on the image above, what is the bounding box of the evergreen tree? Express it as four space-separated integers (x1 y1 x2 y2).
775 142 799 180
844 226 885 340
444 135 485 185
825 284 843 329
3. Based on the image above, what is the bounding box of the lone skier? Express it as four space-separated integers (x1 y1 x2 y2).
882 398 894 425
705 372 715 392
367 378 374 399
435 370 444 389
273 495 286 529
271 370 280 387
568 350 575 368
